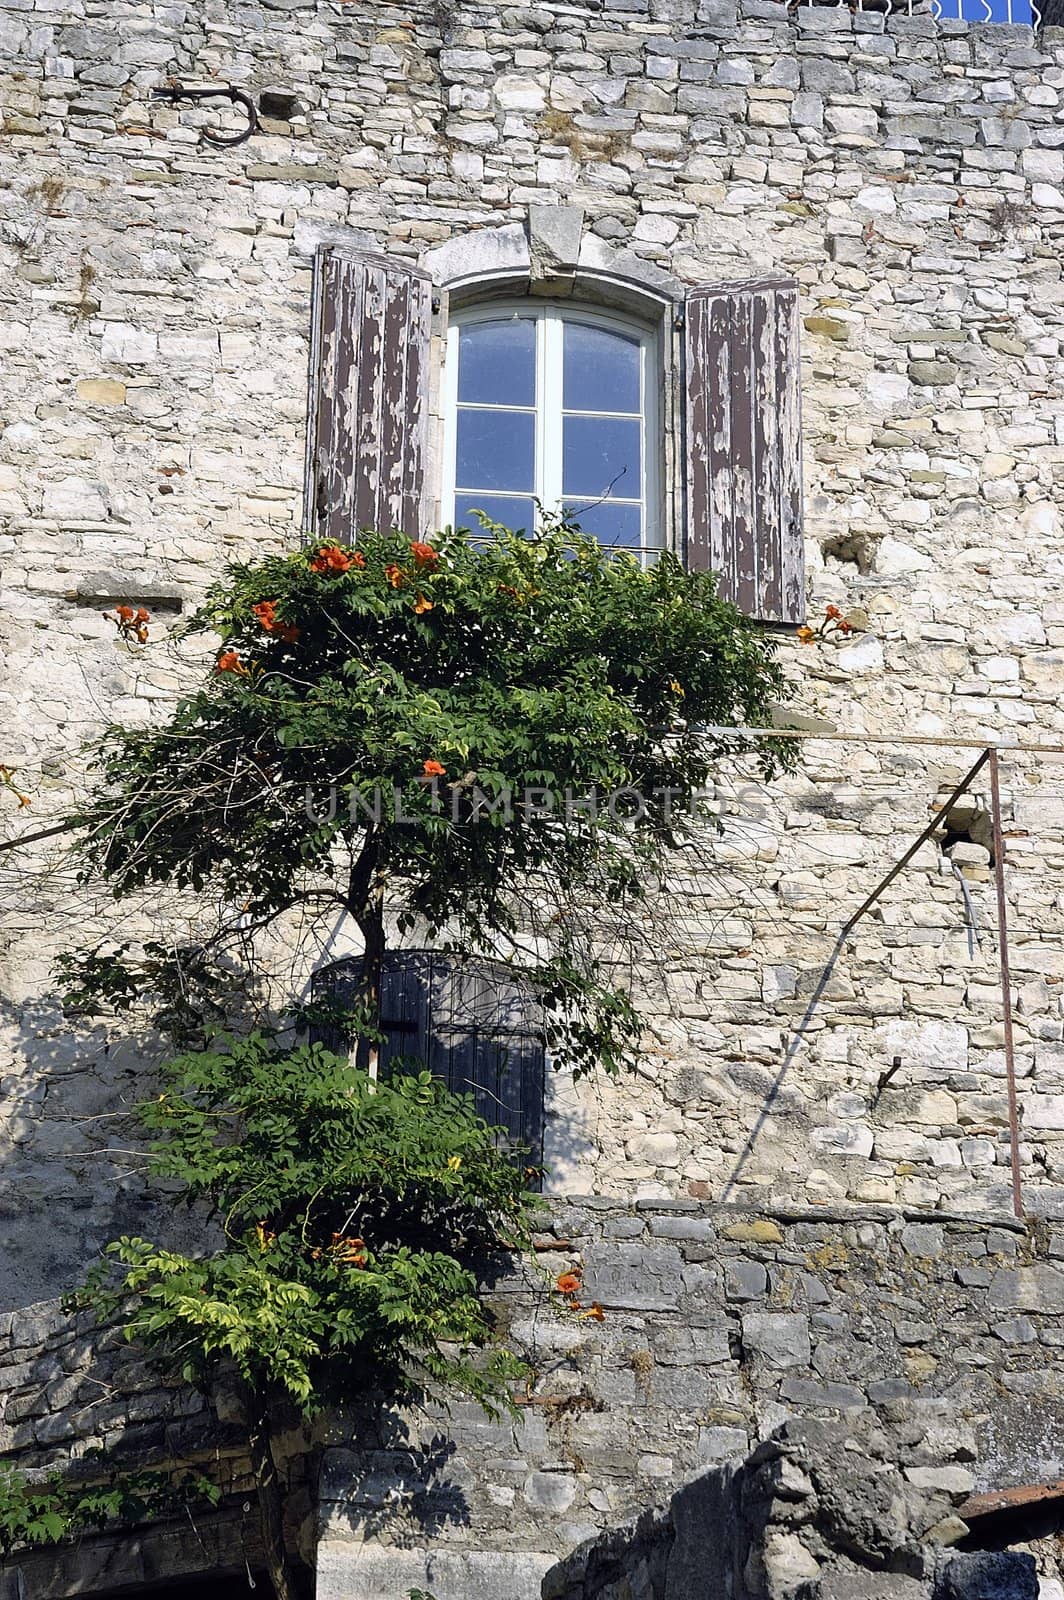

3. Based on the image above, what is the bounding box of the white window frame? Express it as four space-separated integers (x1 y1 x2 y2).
441 300 663 564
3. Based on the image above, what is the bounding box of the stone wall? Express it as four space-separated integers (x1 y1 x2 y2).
5 1202 1063 1597
311 1199 1064 1595
0 1297 217 1466
3 0 1064 1291
0 1297 313 1590
540 1423 1045 1600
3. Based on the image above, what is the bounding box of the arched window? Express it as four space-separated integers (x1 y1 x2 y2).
441 302 661 562
304 237 806 624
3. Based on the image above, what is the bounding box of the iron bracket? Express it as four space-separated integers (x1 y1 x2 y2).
151 82 260 148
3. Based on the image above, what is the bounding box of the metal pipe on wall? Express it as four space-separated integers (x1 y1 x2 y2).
988 747 1025 1221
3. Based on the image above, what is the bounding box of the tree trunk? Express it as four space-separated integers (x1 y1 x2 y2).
247 1393 301 1600
347 833 386 1082
356 874 386 1083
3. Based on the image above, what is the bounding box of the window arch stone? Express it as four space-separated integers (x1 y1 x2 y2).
419 218 684 553
419 215 684 320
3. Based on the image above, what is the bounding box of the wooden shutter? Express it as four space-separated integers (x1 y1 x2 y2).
684 276 805 625
310 952 546 1182
306 248 432 544
309 952 431 1068
430 959 546 1175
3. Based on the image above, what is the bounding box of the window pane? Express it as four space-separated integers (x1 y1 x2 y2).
453 493 536 536
563 415 641 500
564 323 640 415
457 408 535 493
458 318 536 407
566 499 643 550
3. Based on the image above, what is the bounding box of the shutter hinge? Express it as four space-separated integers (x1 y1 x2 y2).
432 294 441 314
673 311 686 332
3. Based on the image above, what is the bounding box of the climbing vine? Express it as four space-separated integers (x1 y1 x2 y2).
0 1460 220 1560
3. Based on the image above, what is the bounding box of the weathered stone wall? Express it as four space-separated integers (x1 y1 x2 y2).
311 1200 1064 1595
0 1297 313 1589
5 1202 1063 1597
3 0 1064 1298
540 1423 1046 1600
0 1297 217 1464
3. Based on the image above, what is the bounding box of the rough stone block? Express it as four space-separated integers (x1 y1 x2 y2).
42 475 107 521
316 1545 553 1600
904 1465 974 1496
740 1312 811 1370
99 323 157 365
779 1376 866 1411
820 1573 929 1600
726 1259 769 1301
647 1214 717 1242
721 1219 783 1244
699 1425 749 1461
988 1264 1064 1312
901 1225 945 1259
523 1469 577 1512
937 1550 1038 1600
528 204 584 286
582 1242 684 1310
76 378 126 405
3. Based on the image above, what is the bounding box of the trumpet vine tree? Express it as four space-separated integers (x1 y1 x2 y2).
51 519 792 1598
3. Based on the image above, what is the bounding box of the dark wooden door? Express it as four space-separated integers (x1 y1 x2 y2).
311 951 547 1179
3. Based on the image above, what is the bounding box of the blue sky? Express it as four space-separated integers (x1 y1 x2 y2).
940 0 1035 20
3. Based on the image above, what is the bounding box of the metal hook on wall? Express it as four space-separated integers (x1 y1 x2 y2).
151 82 260 147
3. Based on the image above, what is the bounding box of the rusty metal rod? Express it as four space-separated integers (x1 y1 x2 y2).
989 747 1025 1221
721 749 993 1204
696 726 1064 756
810 744 1025 1218
839 750 991 942
0 818 77 856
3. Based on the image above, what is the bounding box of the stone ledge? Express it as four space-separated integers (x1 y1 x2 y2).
315 1542 554 1600
553 1197 1033 1232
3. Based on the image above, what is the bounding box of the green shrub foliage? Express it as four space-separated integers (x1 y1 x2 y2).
0 1462 219 1559
75 1035 533 1416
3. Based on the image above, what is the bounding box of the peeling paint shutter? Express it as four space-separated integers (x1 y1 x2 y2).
684 277 805 625
306 248 432 544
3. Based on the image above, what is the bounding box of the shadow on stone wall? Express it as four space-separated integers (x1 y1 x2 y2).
540 1420 1046 1600
0 992 165 1311
0 1498 271 1600
319 1414 473 1541
0 1295 320 1597
0 973 263 1313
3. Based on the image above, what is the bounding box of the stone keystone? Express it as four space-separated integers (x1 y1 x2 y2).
528 205 584 295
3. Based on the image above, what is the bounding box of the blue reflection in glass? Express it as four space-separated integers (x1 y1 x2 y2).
453 494 537 535
564 322 640 415
567 499 642 549
458 319 536 408
563 415 641 500
457 408 535 493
